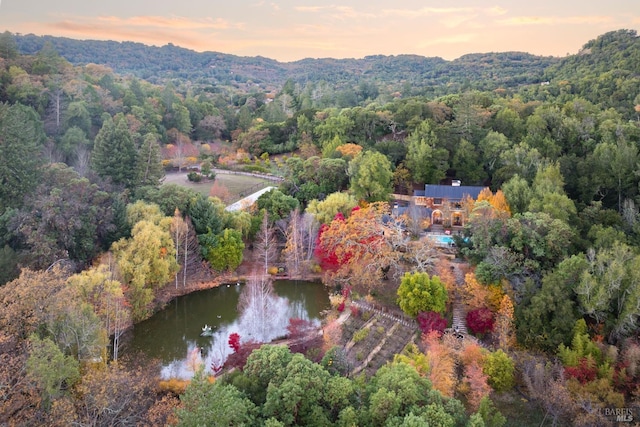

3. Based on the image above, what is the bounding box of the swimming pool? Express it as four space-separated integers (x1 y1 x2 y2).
433 235 455 245
430 234 468 246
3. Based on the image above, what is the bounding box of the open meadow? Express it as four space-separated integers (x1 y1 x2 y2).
163 171 275 202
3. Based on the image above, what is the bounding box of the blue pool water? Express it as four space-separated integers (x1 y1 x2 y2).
430 234 468 246
434 235 455 245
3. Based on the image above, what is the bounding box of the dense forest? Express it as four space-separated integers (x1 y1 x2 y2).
1 28 640 426
13 33 557 95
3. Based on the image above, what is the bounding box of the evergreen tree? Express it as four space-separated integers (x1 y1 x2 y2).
0 102 45 213
0 31 18 59
135 133 164 187
91 114 137 188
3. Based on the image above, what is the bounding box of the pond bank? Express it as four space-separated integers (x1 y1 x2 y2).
153 272 324 313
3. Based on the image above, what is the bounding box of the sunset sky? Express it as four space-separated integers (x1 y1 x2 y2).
0 0 638 62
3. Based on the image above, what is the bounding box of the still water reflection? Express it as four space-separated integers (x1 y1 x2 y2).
126 280 330 379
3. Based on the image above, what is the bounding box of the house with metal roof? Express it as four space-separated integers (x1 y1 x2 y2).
412 181 485 228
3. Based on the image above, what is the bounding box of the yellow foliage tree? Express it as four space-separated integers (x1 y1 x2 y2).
474 188 511 219
462 272 490 310
393 343 430 377
490 190 511 217
112 219 179 321
335 143 363 159
494 295 516 350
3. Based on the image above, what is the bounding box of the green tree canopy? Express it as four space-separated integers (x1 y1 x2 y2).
404 120 448 184
91 113 137 188
397 272 448 317
0 102 45 213
348 150 393 202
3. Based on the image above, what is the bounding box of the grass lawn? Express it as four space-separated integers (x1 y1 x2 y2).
163 172 275 202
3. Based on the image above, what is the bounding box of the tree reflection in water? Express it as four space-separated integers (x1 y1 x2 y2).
237 275 289 343
158 278 326 379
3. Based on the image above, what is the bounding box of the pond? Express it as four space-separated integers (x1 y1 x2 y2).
125 279 330 379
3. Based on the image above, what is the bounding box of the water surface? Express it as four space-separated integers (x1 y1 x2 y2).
126 280 330 378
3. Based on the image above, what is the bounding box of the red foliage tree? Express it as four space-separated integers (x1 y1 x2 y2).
350 305 359 317
287 318 316 340
417 311 447 335
313 224 341 270
228 332 241 353
565 357 598 384
466 307 495 335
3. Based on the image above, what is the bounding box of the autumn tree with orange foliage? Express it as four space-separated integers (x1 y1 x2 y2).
335 143 363 159
462 271 490 310
209 180 232 204
475 188 511 219
459 340 487 368
317 202 405 292
461 361 492 411
322 316 343 352
436 259 458 295
423 331 457 397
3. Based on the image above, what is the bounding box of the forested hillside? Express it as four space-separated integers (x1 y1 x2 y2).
13 33 557 95
1 29 640 426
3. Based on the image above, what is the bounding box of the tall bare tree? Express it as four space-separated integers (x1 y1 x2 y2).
283 209 304 277
254 213 278 275
171 210 202 288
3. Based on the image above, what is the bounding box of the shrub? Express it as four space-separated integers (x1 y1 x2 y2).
353 328 370 343
321 346 350 376
466 307 494 335
158 378 190 394
483 350 515 392
187 171 202 182
565 357 598 384
417 311 447 335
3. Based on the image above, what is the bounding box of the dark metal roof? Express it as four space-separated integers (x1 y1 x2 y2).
421 184 485 200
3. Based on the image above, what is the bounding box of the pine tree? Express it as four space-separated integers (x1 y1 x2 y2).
135 133 164 187
0 103 45 212
91 114 137 188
